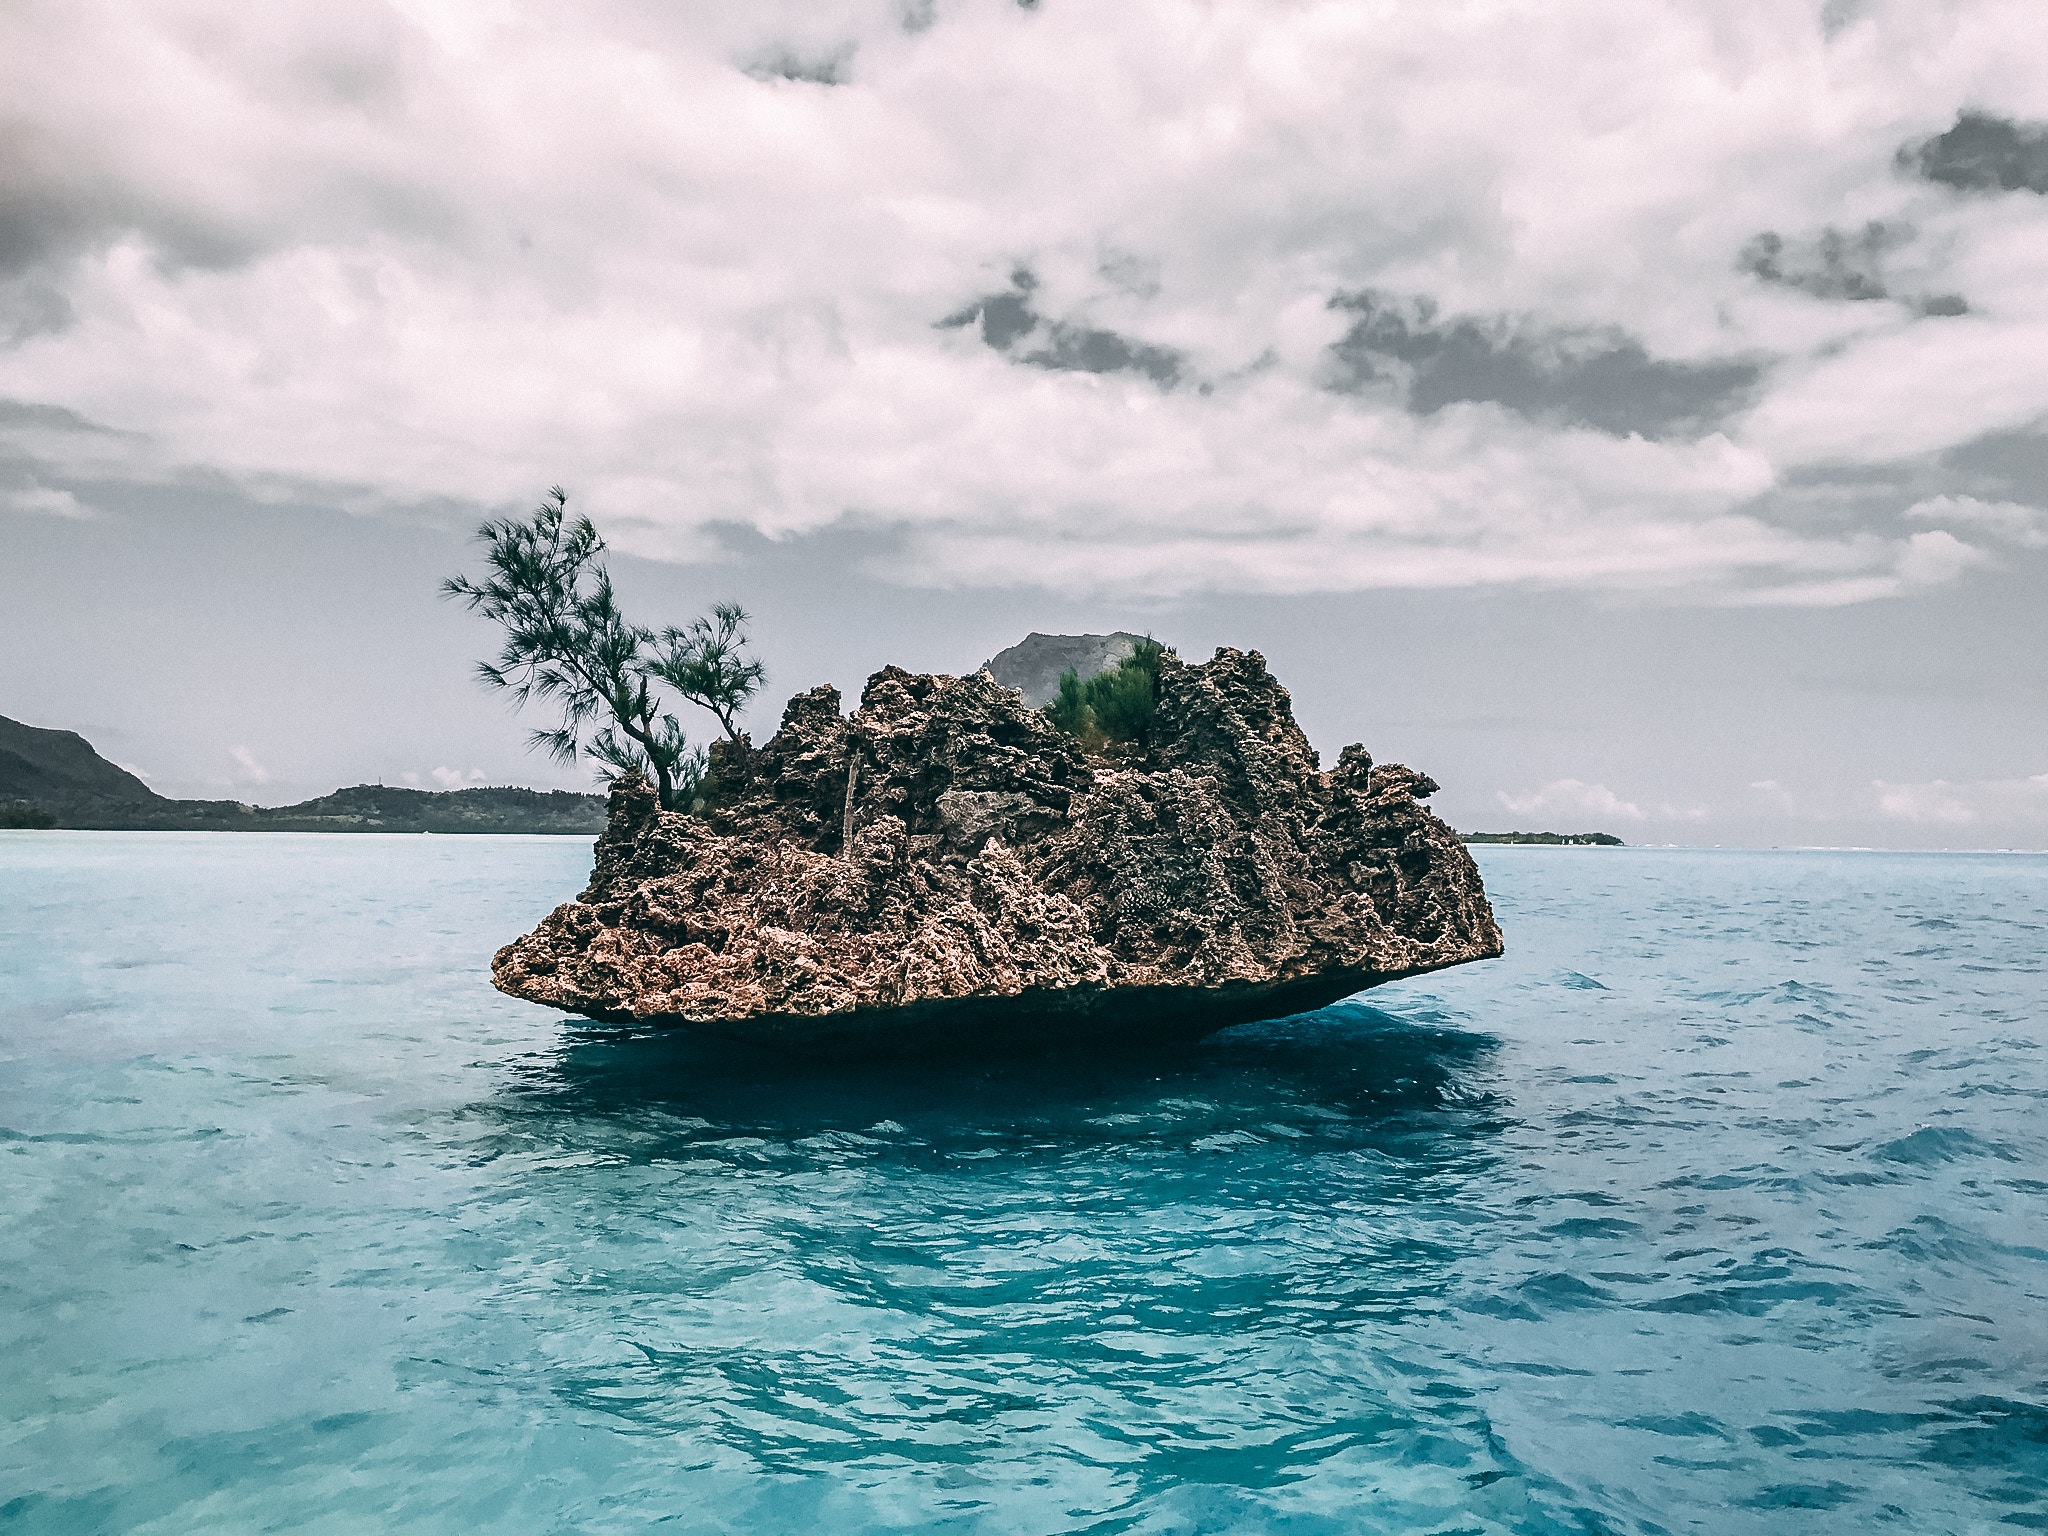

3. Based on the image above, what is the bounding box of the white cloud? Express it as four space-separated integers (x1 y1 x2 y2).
1904 494 2048 548
1 0 2046 599
227 744 269 784
1717 527 1985 607
430 766 486 789
1496 779 1647 824
1873 772 2048 828
1655 801 1712 822
4 483 90 518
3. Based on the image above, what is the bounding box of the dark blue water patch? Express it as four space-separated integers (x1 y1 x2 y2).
1541 1217 1641 1239
1 837 2046 1532
1871 1125 2018 1165
1740 1480 1860 1511
1919 1397 2048 1527
1620 1411 1730 1438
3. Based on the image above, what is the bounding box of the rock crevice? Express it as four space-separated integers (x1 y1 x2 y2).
493 647 1503 1048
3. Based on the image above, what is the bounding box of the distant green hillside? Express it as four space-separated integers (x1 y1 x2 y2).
1 715 157 804
1460 830 1624 846
0 713 605 833
60 783 609 834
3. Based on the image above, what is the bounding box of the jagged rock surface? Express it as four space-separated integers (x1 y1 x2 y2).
493 648 1503 1049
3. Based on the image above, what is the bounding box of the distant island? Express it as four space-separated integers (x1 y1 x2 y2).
1 714 605 834
1459 830 1624 846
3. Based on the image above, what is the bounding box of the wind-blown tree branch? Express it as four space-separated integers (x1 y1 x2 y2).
442 488 707 810
647 602 767 741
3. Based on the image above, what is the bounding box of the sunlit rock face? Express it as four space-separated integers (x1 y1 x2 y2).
491 648 1503 1052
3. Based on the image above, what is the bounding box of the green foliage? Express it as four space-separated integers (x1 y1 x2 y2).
1 801 58 829
1045 638 1174 750
647 602 767 741
1047 667 1092 738
443 487 761 812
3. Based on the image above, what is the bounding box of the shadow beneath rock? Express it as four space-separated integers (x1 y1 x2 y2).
484 997 1506 1166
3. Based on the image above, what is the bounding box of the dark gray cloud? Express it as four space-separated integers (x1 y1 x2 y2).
0 282 73 346
942 272 1041 348
0 130 266 286
1900 111 2048 195
1 68 459 315
1820 0 1868 38
1756 434 2048 561
0 397 120 434
1323 292 1759 439
1942 427 2048 502
0 172 280 347
1739 223 1897 301
1913 293 1970 317
744 48 851 84
937 270 1185 386
1736 223 1966 316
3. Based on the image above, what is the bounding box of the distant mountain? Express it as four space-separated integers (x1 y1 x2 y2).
983 632 1149 707
1 715 157 805
0 713 606 833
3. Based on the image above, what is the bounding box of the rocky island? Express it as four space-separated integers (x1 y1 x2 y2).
493 644 1502 1050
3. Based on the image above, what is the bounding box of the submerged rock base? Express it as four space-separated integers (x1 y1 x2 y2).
492 648 1503 1051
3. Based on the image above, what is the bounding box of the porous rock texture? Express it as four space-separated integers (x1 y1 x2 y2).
493 648 1503 1050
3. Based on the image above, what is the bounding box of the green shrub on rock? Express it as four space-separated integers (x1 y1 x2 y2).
1046 637 1173 750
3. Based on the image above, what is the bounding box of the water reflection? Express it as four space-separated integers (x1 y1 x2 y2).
483 999 1507 1168
445 1000 1530 1516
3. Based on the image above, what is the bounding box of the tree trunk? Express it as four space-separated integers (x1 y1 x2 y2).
840 752 859 859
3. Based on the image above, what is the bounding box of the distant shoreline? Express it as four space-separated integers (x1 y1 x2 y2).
1459 830 1624 846
5 710 609 833
0 784 606 835
0 825 598 837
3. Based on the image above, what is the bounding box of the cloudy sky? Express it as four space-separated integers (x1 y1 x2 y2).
4 0 2046 847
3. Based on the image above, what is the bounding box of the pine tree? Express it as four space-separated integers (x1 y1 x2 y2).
443 488 764 811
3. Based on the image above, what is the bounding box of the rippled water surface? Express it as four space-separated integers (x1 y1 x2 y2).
2 834 2045 1533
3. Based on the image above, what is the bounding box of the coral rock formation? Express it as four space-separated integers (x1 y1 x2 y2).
492 648 1503 1049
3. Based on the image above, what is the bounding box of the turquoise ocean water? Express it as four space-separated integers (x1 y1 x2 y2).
1 833 2044 1533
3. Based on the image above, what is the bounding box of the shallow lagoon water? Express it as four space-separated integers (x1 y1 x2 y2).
2 834 2044 1534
